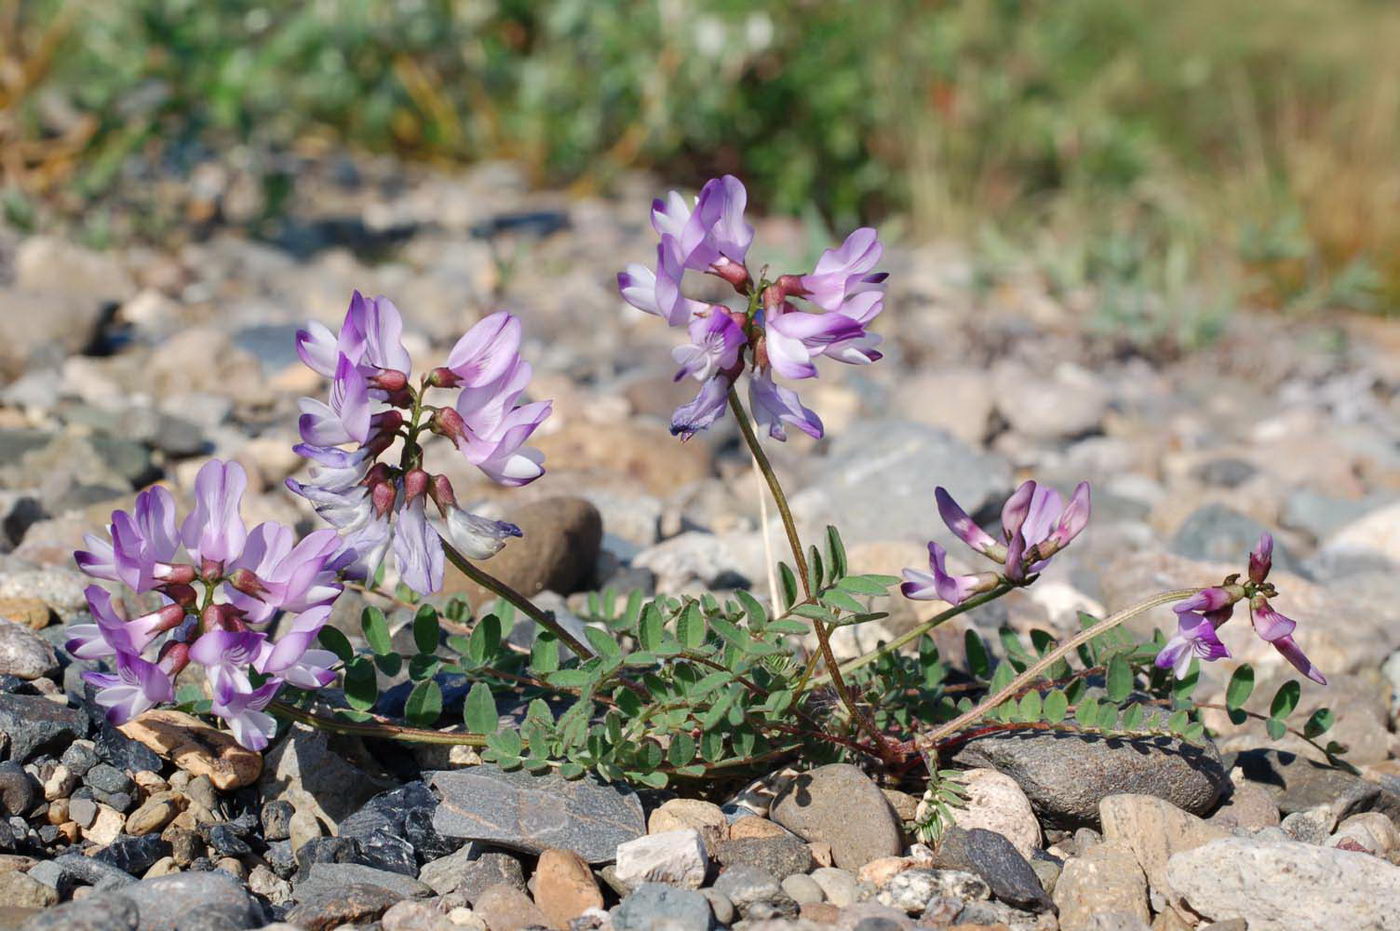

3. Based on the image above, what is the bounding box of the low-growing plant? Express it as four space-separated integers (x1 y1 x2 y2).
67 175 1339 796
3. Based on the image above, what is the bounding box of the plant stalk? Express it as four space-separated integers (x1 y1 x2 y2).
919 587 1199 750
727 387 893 762
270 701 487 746
439 535 595 661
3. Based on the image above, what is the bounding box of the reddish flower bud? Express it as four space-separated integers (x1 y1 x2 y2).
430 407 469 445
201 602 244 632
427 366 462 389
403 468 429 505
158 640 191 677
363 462 392 488
370 369 409 392
429 474 458 516
155 563 197 586
773 273 808 299
372 409 405 438
228 568 267 598
708 256 752 293
159 582 198 608
371 479 398 518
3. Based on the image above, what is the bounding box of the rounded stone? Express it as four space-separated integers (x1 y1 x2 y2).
770 764 903 870
948 768 1043 858
440 497 602 605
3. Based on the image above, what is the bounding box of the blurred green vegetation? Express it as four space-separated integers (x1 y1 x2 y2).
2 0 1397 337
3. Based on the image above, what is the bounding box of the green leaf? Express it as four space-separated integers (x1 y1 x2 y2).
1121 703 1145 731
1172 659 1200 701
464 682 499 735
405 679 443 726
778 563 799 611
1076 695 1100 728
836 575 894 596
1097 703 1121 730
965 631 991 679
638 605 664 651
792 603 836 622
819 587 867 615
531 632 559 673
1266 717 1287 740
1270 680 1302 720
361 606 392 656
677 603 707 649
547 669 594 689
734 590 767 628
585 626 622 661
825 525 848 579
1106 654 1133 703
807 545 824 591
468 613 502 664
1168 709 1190 735
408 653 441 682
1020 691 1042 721
374 652 402 676
412 605 440 654
1043 689 1069 723
667 732 696 767
558 761 586 780
1303 708 1335 739
317 627 354 664
1182 722 1206 743
343 657 378 711
1226 664 1255 711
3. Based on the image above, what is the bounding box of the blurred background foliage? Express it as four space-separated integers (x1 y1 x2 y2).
1 0 1396 330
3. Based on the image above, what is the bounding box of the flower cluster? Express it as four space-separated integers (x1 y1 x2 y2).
72 461 343 748
902 481 1092 605
289 292 550 595
618 175 886 440
1156 533 1325 684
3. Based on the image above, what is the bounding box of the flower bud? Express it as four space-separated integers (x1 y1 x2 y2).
370 369 408 392
370 479 398 518
201 602 245 632
157 640 191 677
154 563 197 585
1249 533 1273 584
403 468 429 506
228 568 267 599
708 256 752 293
429 474 457 515
372 409 404 438
429 406 469 444
159 582 198 608
427 366 462 389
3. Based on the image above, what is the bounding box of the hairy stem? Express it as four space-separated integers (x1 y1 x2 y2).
919 587 1200 750
438 535 595 660
813 584 1015 686
727 387 893 762
270 701 487 746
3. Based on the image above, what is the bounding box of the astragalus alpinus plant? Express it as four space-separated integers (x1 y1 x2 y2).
68 176 1340 795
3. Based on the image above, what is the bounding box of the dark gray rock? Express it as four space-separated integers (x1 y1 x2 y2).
1170 505 1303 575
710 864 797 920
293 862 432 901
431 764 645 863
94 721 163 774
613 882 714 931
19 895 139 931
203 824 251 858
710 833 813 878
94 834 171 876
116 872 258 931
85 762 135 795
1235 748 1400 824
769 763 903 870
60 741 98 776
445 850 525 904
1191 458 1257 488
173 903 258 931
0 761 40 815
283 883 403 931
930 827 1052 912
260 800 293 841
0 693 87 761
51 853 137 889
294 835 369 874
952 733 1228 828
338 780 456 875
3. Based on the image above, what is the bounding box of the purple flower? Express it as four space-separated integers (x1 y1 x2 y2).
651 175 754 275
763 304 870 380
392 496 444 596
76 486 183 593
254 604 338 690
1249 533 1274 584
671 374 734 439
180 460 250 567
673 310 746 383
211 678 281 751
749 370 822 441
188 628 267 695
447 353 551 487
297 291 411 379
797 228 887 312
934 487 1003 560
1154 613 1231 678
444 508 522 560
929 480 1091 585
228 524 343 625
1251 596 1326 685
618 237 706 327
66 586 184 660
298 354 372 447
445 311 523 388
83 651 173 725
901 542 999 606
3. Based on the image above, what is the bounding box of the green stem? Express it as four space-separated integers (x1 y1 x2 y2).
919 587 1200 750
270 701 487 746
438 536 596 661
727 386 892 761
813 583 1015 686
